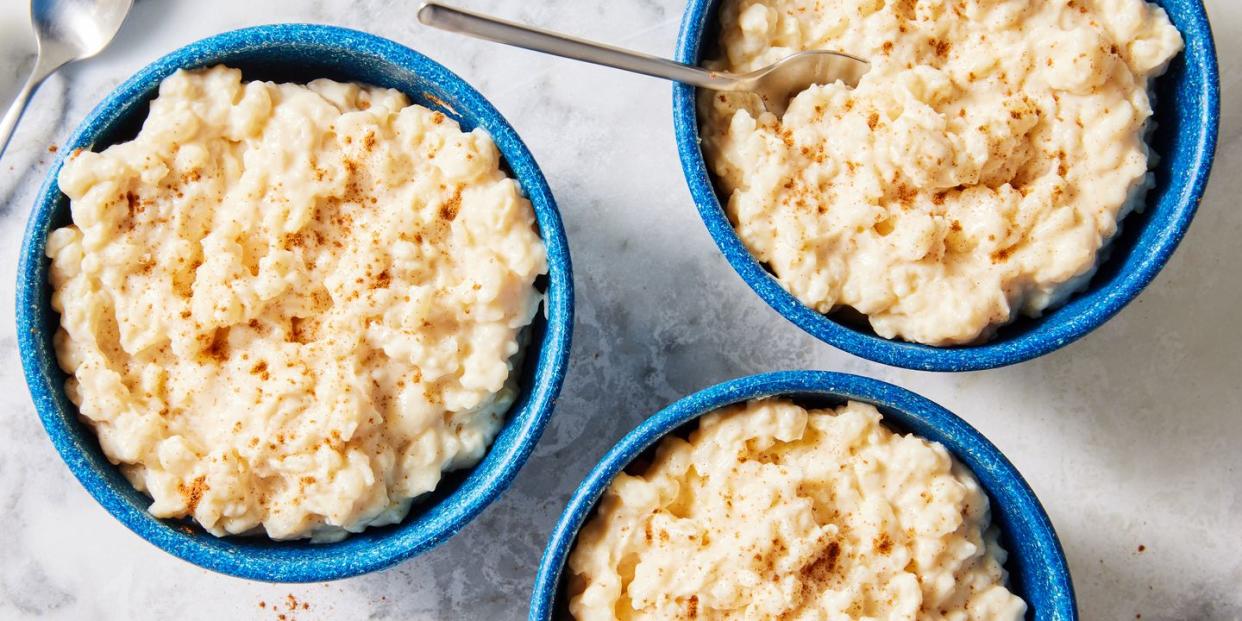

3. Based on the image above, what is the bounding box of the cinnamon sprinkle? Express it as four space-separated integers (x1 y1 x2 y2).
178 475 208 513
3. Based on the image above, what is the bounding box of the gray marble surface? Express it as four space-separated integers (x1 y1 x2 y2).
0 0 1238 619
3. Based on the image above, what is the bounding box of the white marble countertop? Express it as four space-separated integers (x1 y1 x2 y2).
0 0 1238 618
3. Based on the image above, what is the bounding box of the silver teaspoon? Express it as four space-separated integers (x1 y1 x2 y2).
0 0 134 160
416 2 868 117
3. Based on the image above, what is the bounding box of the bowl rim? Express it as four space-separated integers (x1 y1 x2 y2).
671 0 1220 371
529 370 1077 619
15 23 574 582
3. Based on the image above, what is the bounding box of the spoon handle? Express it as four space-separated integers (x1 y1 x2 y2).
0 54 61 161
417 2 737 91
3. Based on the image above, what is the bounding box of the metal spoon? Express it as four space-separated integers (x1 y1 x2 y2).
0 0 134 159
417 2 868 117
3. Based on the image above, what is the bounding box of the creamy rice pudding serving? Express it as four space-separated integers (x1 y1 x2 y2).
47 66 546 540
567 399 1023 619
701 0 1182 345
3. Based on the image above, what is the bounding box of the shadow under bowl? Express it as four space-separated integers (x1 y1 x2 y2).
672 0 1219 371
15 24 573 582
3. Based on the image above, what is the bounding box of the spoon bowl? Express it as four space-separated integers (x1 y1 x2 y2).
0 0 133 159
735 49 869 115
33 0 134 62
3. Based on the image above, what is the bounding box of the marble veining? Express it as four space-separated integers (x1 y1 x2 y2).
0 0 1239 619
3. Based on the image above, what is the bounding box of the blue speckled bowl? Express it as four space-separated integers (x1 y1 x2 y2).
530 371 1076 619
673 0 1219 371
15 25 573 582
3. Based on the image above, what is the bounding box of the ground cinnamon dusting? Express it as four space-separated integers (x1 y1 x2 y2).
125 191 143 217
178 475 208 512
289 317 315 344
801 540 841 583
438 191 462 221
876 533 894 554
203 328 229 362
892 184 916 204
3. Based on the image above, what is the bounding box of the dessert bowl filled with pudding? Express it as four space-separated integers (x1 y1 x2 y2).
16 24 572 581
531 371 1075 620
675 0 1218 370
